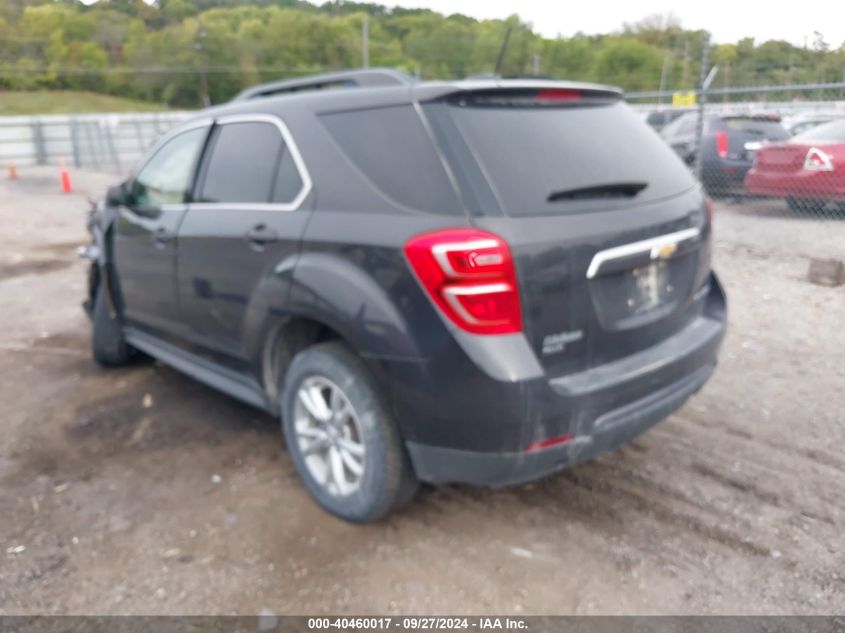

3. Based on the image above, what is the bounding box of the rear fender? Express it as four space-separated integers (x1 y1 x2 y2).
286 252 422 359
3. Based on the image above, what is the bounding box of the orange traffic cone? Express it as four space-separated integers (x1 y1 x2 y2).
60 158 72 194
8 164 17 180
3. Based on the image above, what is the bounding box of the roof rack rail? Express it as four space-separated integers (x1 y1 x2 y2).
231 68 415 102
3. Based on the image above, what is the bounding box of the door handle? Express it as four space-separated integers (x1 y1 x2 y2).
153 227 174 246
244 224 279 246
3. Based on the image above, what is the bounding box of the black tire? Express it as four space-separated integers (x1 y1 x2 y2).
786 197 826 215
280 341 418 522
91 278 132 367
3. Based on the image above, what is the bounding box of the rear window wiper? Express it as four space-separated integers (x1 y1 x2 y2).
547 182 648 203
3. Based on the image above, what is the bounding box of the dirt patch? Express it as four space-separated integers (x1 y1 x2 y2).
0 170 843 615
0 259 72 280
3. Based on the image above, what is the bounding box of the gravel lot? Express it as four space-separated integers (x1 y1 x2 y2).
1 167 843 615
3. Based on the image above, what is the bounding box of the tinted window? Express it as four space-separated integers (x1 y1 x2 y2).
320 105 462 215
273 150 304 203
199 122 286 204
795 119 845 142
130 126 207 207
722 118 789 140
433 100 696 217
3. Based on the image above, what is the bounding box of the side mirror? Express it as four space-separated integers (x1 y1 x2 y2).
105 182 127 207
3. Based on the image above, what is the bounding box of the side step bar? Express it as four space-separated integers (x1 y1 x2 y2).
124 328 271 413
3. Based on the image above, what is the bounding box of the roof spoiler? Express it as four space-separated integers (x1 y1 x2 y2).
231 68 415 102
412 78 623 104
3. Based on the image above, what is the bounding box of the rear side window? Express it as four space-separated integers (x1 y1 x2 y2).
320 105 462 215
273 151 303 202
427 99 696 217
198 120 304 205
721 118 789 140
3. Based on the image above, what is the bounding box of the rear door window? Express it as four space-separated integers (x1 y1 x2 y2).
425 99 696 217
198 120 303 204
320 105 462 215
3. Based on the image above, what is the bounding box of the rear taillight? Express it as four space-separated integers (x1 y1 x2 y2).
404 228 522 335
715 132 729 158
803 147 834 171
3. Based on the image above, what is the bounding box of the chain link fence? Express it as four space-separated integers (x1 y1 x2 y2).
4 81 845 223
628 82 845 220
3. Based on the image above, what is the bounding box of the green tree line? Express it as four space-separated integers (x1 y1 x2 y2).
1 0 844 107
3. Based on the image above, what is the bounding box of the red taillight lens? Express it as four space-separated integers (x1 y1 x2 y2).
715 132 729 158
404 228 522 335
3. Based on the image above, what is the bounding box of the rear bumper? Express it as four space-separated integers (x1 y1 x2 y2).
408 362 715 486
744 169 845 199
702 159 752 194
405 274 727 486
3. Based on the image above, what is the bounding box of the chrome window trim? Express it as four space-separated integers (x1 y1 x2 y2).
585 227 701 280
193 113 312 212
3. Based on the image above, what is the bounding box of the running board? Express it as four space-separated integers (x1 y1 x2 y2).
124 328 270 412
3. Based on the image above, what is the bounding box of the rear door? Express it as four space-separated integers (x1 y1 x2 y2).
113 122 210 339
176 113 312 372
423 91 712 378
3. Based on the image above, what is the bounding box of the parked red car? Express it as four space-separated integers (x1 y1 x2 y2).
745 119 845 211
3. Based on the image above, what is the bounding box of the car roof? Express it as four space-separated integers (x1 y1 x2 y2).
188 73 623 124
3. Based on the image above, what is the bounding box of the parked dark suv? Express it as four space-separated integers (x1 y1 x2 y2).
83 69 726 522
661 111 789 196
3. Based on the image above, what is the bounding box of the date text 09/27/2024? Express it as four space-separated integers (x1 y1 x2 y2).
306 618 528 630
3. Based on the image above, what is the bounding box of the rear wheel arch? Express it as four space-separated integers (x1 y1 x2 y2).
261 316 348 405
289 251 424 359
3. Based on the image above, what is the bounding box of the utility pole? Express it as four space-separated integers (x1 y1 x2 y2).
195 18 210 108
362 15 369 68
494 24 513 77
657 51 672 108
681 40 690 87
532 53 540 76
694 34 711 179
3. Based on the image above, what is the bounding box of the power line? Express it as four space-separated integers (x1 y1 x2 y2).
0 65 334 75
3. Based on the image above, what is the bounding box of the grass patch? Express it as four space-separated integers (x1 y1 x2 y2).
0 91 170 115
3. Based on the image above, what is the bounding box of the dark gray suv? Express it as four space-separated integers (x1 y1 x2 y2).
83 69 726 522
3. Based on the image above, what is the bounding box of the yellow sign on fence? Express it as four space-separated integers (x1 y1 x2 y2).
671 91 697 107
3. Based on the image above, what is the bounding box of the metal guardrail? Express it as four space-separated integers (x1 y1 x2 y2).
627 81 845 100
0 111 193 173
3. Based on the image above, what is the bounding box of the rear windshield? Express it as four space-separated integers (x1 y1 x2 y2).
721 118 789 140
794 119 845 142
424 100 696 217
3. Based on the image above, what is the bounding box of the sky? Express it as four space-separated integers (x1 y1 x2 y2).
382 0 845 48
